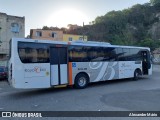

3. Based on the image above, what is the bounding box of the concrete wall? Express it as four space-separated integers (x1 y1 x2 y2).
0 12 25 60
63 34 87 41
30 29 63 41
30 29 88 42
0 13 8 55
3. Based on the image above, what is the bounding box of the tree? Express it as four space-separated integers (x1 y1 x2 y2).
138 38 160 51
150 0 160 5
42 26 61 30
42 26 50 30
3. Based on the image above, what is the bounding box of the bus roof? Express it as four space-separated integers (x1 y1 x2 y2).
12 38 150 50
12 38 68 45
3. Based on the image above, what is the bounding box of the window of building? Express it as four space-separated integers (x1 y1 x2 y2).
11 23 19 33
69 37 73 41
36 31 42 37
79 37 83 40
51 32 56 38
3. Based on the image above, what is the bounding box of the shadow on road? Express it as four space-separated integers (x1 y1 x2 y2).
88 77 147 88
8 87 74 99
100 88 160 111
7 77 148 99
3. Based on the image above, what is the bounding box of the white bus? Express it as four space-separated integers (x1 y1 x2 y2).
8 38 152 89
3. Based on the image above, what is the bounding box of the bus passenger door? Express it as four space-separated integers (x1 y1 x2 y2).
142 51 150 75
50 47 68 86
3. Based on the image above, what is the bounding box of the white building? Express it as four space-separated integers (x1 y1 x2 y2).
0 12 25 60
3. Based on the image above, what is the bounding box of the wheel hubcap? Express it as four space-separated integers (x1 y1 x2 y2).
78 77 86 87
136 72 139 77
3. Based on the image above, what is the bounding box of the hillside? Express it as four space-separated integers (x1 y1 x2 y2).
66 0 160 50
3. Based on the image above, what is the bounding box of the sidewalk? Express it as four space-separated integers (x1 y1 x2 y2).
153 64 160 72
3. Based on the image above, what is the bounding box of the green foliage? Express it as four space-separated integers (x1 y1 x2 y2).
138 38 154 49
42 1 160 51
76 1 160 51
42 26 50 30
138 38 160 50
42 26 60 30
150 0 160 5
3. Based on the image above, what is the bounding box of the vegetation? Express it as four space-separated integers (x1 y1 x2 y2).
65 1 160 50
150 0 160 5
41 1 160 50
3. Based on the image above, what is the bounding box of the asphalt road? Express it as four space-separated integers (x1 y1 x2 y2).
0 65 160 120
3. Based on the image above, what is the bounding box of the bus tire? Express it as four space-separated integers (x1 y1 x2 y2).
133 69 141 81
74 73 89 89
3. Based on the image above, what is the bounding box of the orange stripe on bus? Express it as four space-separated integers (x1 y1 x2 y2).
68 62 73 85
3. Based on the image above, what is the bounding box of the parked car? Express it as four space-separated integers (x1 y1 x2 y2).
0 66 8 80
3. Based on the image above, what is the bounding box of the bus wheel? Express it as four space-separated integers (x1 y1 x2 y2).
74 73 89 89
133 69 141 81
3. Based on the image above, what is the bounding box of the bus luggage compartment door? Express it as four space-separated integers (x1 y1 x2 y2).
50 47 68 86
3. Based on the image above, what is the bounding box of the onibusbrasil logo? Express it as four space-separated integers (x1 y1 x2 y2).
25 66 46 73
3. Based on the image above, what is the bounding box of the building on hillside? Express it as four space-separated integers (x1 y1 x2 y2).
30 29 63 41
30 29 87 41
63 34 87 41
0 12 25 60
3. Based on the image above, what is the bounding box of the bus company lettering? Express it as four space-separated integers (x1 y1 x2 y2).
25 67 46 73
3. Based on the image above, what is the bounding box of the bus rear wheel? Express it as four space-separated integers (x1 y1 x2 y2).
74 73 89 89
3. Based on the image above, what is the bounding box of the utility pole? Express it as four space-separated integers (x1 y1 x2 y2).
0 26 2 46
83 22 84 41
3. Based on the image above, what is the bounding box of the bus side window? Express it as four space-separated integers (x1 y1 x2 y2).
18 42 49 63
116 48 123 61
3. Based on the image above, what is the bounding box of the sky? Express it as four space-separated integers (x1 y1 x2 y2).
0 0 150 36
